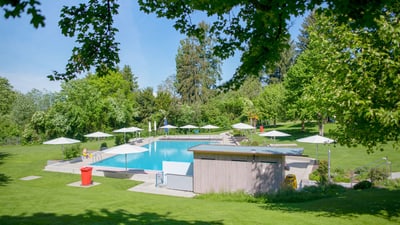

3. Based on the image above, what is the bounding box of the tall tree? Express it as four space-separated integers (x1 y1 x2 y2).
255 83 286 127
284 11 325 132
119 65 139 92
0 77 16 115
306 10 400 151
175 22 221 104
10 92 37 128
135 87 156 122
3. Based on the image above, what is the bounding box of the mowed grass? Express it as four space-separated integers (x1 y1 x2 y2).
0 132 400 224
250 122 400 172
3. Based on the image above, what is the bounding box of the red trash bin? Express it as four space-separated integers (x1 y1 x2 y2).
260 125 264 132
80 167 93 186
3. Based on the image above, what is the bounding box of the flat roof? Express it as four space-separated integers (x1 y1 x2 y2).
189 144 304 156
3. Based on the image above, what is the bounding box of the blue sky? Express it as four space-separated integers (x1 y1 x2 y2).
0 1 304 93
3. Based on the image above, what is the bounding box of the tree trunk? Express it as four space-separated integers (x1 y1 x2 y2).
319 122 324 136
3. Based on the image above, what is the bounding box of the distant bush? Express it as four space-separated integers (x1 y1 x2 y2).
64 144 81 160
309 160 329 185
332 167 351 183
100 142 107 150
353 180 372 190
368 168 388 184
115 135 123 145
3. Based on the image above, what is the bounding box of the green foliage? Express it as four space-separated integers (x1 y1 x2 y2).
138 0 395 88
115 135 123 146
332 167 351 183
306 11 400 151
10 92 36 128
354 180 373 190
175 22 221 104
64 144 81 160
317 160 329 185
376 179 400 190
49 0 120 81
100 142 108 150
255 83 286 125
0 77 16 115
266 184 348 203
0 0 45 28
0 114 20 144
368 168 388 184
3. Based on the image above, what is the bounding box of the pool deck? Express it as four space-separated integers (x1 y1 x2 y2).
44 134 234 198
44 134 315 197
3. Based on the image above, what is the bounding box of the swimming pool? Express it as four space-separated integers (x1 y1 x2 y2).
92 140 212 171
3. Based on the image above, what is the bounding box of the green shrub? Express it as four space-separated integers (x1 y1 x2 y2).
368 167 388 183
353 180 372 190
376 178 400 190
115 135 123 145
64 144 81 160
309 160 329 185
332 167 351 183
309 170 319 181
100 142 108 150
267 184 347 203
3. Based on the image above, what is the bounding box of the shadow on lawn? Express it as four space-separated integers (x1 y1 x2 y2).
0 209 224 225
262 188 400 221
0 152 12 186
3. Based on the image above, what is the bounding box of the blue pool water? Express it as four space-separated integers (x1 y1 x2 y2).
92 140 211 171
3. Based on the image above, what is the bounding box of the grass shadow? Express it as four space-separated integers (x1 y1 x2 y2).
262 188 400 221
0 208 224 225
0 152 12 186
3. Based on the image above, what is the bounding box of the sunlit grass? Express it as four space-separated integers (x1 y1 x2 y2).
0 123 399 224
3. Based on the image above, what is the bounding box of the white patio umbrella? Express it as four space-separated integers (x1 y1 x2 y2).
159 124 178 129
232 123 255 138
43 137 81 145
113 127 142 142
201 124 219 130
200 124 219 133
259 130 291 141
103 144 148 172
180 124 198 129
297 134 335 182
180 124 199 135
232 122 255 130
200 124 219 138
43 137 81 157
159 124 177 135
84 131 113 139
296 135 335 159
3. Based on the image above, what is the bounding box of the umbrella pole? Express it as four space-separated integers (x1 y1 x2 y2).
125 154 128 176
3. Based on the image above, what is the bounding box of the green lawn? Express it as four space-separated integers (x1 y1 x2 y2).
249 122 400 173
0 133 399 224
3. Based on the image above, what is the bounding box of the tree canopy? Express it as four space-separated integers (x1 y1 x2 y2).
2 0 398 84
